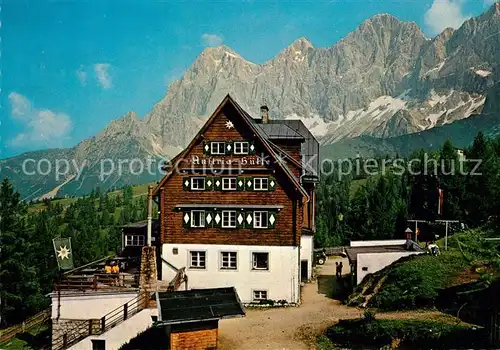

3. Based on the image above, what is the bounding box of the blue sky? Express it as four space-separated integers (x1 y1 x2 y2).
1 0 495 158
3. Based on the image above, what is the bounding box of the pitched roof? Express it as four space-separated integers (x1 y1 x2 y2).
153 94 309 200
156 287 245 325
252 119 319 179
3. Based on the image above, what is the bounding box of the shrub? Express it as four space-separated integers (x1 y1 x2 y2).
325 318 487 349
369 251 468 310
363 310 376 322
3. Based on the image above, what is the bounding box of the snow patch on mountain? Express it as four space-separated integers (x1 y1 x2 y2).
474 69 492 77
424 60 446 76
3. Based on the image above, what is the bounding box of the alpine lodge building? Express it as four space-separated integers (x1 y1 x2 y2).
153 94 319 304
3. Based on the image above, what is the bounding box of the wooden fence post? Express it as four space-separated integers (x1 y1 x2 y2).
101 316 105 333
124 303 128 321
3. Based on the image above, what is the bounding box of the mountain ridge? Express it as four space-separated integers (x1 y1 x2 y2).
2 2 500 198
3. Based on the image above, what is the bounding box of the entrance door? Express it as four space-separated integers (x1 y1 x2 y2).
301 260 308 281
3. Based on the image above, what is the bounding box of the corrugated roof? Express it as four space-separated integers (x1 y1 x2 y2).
157 287 245 325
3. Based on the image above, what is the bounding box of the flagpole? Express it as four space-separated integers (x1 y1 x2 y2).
436 220 459 250
57 269 62 320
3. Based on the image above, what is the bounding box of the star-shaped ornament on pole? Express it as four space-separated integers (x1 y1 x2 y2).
225 121 234 129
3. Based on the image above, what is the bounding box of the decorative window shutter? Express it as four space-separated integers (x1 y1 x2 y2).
268 211 277 229
244 211 253 229
214 177 222 191
205 210 214 228
183 211 191 228
213 210 222 228
245 177 254 191
182 177 190 191
225 140 233 155
249 140 256 155
205 177 214 190
236 211 245 228
203 141 210 155
237 177 245 191
269 177 276 191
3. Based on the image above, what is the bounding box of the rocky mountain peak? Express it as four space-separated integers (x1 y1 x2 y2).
488 1 500 17
289 37 313 50
108 111 140 128
197 45 249 64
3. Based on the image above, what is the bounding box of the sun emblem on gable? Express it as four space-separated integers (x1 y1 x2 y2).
225 121 234 129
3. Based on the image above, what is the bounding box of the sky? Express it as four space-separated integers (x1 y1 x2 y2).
0 0 496 158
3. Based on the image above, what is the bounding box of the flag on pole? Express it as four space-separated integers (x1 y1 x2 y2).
437 188 444 215
53 237 74 270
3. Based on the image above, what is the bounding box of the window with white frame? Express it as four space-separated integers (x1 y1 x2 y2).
254 177 268 191
190 177 205 190
253 211 268 228
211 142 226 155
253 290 267 301
222 177 237 191
234 141 249 155
222 210 236 228
220 252 237 270
252 252 269 270
190 251 206 269
190 210 205 228
125 235 145 247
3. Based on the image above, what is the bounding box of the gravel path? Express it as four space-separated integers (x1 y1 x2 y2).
219 257 362 349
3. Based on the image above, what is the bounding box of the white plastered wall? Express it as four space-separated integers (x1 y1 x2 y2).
162 244 300 303
356 251 423 285
51 292 139 320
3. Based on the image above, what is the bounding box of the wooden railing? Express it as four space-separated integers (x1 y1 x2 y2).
51 292 150 350
55 273 139 291
0 308 51 343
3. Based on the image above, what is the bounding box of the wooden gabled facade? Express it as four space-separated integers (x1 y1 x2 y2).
154 95 319 304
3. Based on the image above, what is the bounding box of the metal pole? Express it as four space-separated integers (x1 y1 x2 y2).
57 270 62 320
436 220 458 251
415 222 418 243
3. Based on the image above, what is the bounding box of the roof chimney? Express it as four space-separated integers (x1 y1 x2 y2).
260 105 269 124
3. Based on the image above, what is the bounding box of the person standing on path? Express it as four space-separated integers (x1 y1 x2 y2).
335 261 342 279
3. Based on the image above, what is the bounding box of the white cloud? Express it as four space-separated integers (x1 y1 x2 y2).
76 65 87 86
424 0 471 36
94 63 112 89
201 33 224 47
8 92 72 147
